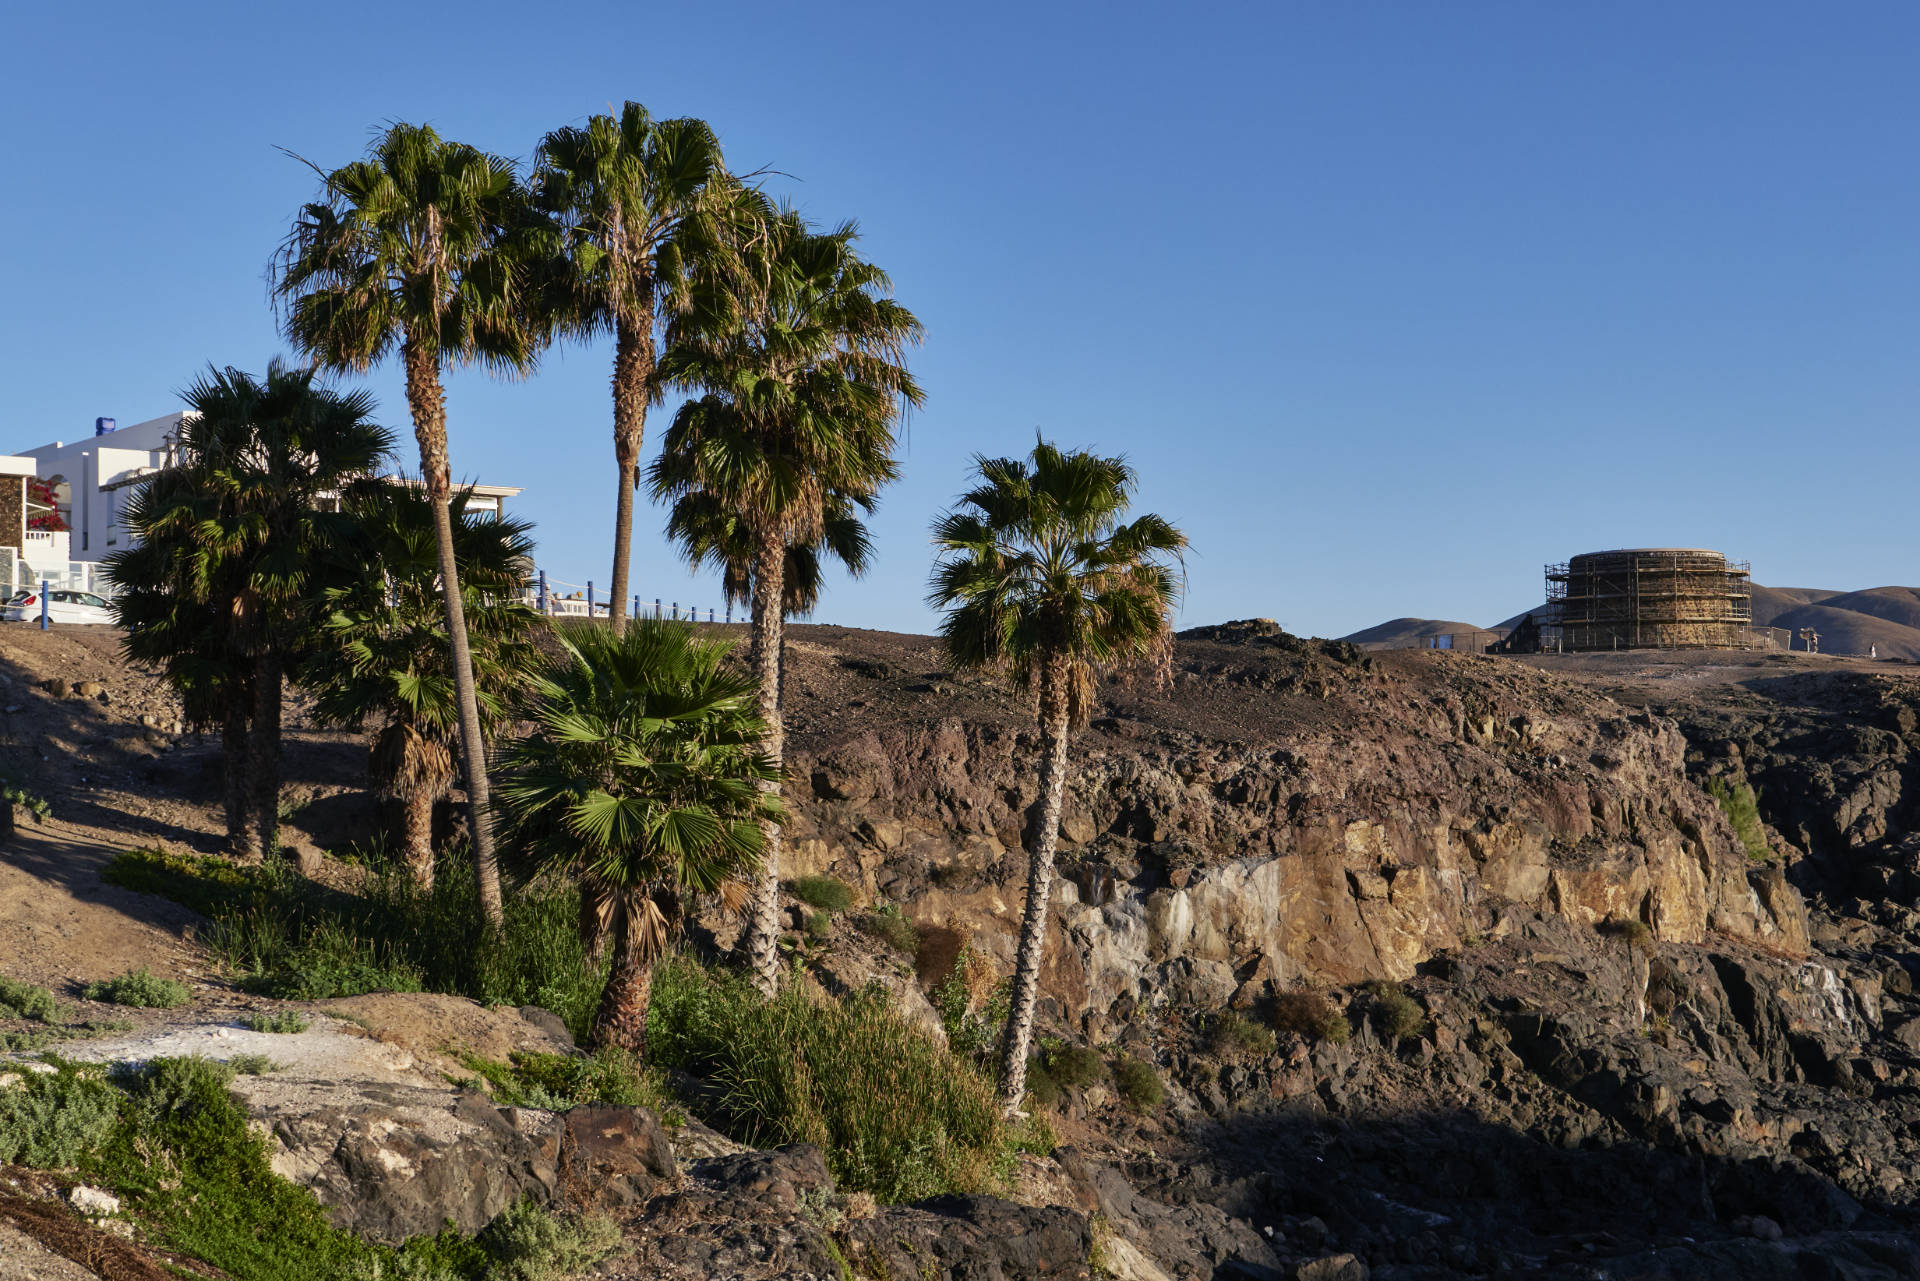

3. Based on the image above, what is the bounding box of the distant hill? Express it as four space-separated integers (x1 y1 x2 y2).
1342 617 1500 647
1344 583 1920 661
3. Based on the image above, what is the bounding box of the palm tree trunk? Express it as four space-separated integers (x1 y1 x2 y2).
250 650 285 867
606 315 653 638
402 337 504 927
398 784 435 891
580 877 614 970
997 658 1072 1114
743 527 787 996
223 696 255 861
592 898 654 1056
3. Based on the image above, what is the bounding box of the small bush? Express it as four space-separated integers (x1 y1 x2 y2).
930 946 1009 1062
1023 1059 1062 1111
0 1059 121 1167
1604 916 1654 953
856 903 920 956
1204 1009 1277 1057
1706 776 1770 861
1110 1056 1164 1112
791 875 855 913
1039 1040 1107 1089
0 975 59 1022
1365 981 1426 1043
83 968 192 1009
228 1053 281 1076
243 1009 311 1034
1272 989 1350 1043
460 1048 678 1121
0 781 50 823
475 1199 622 1281
804 910 833 944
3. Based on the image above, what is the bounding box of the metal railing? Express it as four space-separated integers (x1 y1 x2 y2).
524 571 733 625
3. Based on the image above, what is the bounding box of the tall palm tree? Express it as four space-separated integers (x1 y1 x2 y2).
497 620 782 1054
107 361 393 864
928 439 1186 1113
304 485 544 889
532 104 735 636
651 211 922 994
276 122 534 924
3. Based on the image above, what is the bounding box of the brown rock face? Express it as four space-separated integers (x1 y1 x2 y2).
775 625 1807 1033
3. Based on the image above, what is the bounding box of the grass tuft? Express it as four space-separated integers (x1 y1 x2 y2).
1364 980 1427 1043
791 875 855 913
1706 776 1770 861
855 903 919 956
1271 989 1350 1043
1110 1055 1164 1112
242 1009 312 1034
1204 1009 1277 1057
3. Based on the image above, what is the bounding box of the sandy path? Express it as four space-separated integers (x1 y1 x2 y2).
0 822 207 992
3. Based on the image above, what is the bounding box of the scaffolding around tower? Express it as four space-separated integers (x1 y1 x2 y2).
1545 548 1752 651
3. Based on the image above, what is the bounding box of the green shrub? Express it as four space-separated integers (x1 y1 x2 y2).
83 968 192 1009
1204 1009 1277 1057
1023 1058 1062 1111
0 1059 121 1167
1365 981 1426 1043
1706 777 1770 860
228 1053 280 1076
0 781 50 823
1272 989 1349 1043
1038 1040 1107 1089
1110 1056 1164 1112
474 1199 622 1281
242 1009 311 1034
929 946 1009 1062
791 875 855 913
1604 916 1654 952
804 910 834 944
649 957 1010 1203
0 975 59 1022
856 903 920 956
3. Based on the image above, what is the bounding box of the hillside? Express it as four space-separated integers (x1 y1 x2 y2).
1351 581 1920 660
7 620 1920 1277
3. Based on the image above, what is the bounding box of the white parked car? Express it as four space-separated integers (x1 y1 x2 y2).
1 588 115 625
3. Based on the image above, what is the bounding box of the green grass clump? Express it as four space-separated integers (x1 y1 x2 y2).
1706 777 1770 861
1271 989 1350 1043
0 975 59 1022
0 1059 121 1167
459 1048 678 1121
1204 1009 1277 1057
242 1009 311 1034
83 968 192 1009
0 781 50 823
791 875 855 913
1039 1039 1107 1088
649 957 1018 1203
929 946 1010 1062
227 1053 281 1076
1364 981 1427 1043
855 903 920 956
1110 1056 1164 1112
108 847 605 1040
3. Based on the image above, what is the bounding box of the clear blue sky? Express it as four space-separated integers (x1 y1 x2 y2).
5 2 1916 637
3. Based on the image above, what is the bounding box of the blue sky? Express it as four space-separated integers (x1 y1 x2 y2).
5 2 1916 637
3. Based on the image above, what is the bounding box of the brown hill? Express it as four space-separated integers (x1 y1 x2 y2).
1750 585 1843 627
1766 602 1920 660
1340 617 1498 646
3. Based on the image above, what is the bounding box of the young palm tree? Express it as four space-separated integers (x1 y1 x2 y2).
532 104 735 636
497 620 782 1054
109 361 393 864
651 210 922 994
276 122 534 923
304 485 543 889
928 440 1186 1113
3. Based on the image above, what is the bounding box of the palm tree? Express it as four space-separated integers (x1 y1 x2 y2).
497 620 782 1053
276 122 534 924
304 485 544 889
928 439 1186 1113
664 488 876 621
651 211 922 994
107 361 393 865
532 104 735 636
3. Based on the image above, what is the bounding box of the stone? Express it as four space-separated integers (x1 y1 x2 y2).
1294 1257 1369 1281
556 1104 676 1208
66 1185 120 1216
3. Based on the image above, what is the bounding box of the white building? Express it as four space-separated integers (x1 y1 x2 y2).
11 414 522 583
